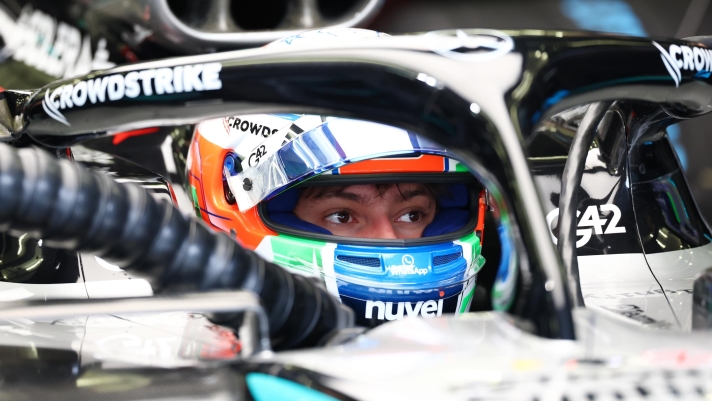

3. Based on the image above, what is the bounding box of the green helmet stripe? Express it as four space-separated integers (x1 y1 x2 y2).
190 185 202 220
269 235 327 276
459 284 476 314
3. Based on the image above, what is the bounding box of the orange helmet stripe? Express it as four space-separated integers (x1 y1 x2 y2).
188 126 276 249
337 154 446 174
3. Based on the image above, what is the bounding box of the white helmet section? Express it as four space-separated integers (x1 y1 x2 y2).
228 119 446 212
266 28 389 49
197 114 325 160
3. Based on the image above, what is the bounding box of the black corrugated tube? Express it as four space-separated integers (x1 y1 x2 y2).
0 143 353 350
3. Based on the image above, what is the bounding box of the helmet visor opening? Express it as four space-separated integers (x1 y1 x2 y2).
258 173 482 246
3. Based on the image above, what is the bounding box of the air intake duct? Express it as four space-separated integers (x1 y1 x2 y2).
0 143 353 350
83 0 384 53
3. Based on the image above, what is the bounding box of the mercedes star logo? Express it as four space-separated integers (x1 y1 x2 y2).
425 29 514 62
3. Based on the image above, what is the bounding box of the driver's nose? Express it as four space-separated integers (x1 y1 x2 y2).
363 215 398 239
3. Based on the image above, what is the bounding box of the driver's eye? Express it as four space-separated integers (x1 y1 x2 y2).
326 211 352 224
396 211 421 223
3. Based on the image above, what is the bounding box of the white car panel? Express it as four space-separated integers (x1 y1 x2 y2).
645 241 712 329
578 253 679 328
0 281 88 301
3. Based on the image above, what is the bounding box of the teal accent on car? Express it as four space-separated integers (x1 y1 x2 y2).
246 373 340 401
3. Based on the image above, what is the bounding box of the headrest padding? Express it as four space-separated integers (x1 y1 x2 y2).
422 209 470 237
266 187 300 213
438 184 469 208
269 213 332 235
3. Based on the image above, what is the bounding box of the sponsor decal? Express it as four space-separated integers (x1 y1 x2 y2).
546 204 626 248
367 288 438 295
42 63 223 126
238 117 311 171
584 288 692 299
425 29 514 62
226 117 279 138
341 290 460 326
601 304 673 329
248 145 268 167
384 254 429 276
365 299 443 321
0 6 115 79
653 41 712 87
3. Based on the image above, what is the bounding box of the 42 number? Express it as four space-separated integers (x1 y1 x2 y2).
248 145 267 167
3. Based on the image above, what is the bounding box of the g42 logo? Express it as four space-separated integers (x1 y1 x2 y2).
248 145 267 167
546 204 626 248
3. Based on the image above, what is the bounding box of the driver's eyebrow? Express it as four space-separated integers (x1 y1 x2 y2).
321 191 368 204
396 188 430 202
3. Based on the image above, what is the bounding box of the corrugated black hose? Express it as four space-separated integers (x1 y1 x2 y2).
0 143 354 350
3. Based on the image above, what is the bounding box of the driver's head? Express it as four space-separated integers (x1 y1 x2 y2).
188 114 487 327
294 183 442 239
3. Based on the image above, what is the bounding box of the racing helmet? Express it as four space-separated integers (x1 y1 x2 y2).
188 115 487 327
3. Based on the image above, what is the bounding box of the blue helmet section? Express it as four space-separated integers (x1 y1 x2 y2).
259 182 479 327
333 242 472 326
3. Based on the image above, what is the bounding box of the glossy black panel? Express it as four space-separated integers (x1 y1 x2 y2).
73 145 175 204
510 33 712 137
19 33 712 143
630 137 712 254
0 233 80 283
532 104 643 256
22 61 435 144
0 344 249 400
